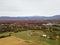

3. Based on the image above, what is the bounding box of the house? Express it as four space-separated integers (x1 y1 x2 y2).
41 34 50 39
42 23 54 26
41 34 47 38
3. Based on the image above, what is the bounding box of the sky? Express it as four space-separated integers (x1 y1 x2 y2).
0 0 60 17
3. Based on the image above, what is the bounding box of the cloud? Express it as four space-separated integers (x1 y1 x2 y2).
0 0 60 16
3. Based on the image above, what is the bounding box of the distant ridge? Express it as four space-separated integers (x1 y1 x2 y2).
0 15 60 20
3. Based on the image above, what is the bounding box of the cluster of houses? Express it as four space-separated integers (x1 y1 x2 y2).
42 23 59 40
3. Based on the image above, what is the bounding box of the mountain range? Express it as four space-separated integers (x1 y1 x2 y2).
0 15 60 20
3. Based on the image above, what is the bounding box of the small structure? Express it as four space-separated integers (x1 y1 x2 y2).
46 36 50 39
42 23 54 26
41 34 47 38
41 34 51 39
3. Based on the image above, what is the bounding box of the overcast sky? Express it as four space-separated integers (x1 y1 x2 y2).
0 0 60 17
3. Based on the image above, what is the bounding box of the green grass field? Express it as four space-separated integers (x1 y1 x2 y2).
0 30 59 45
12 30 59 45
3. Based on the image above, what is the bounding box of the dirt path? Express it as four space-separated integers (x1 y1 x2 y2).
0 36 40 45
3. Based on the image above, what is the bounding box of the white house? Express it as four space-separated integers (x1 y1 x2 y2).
41 34 50 39
41 34 47 38
42 23 54 26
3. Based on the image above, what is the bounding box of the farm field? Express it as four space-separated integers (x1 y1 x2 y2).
0 30 59 45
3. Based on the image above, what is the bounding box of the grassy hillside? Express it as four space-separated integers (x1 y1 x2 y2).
12 30 59 45
0 30 59 45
